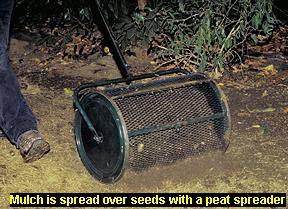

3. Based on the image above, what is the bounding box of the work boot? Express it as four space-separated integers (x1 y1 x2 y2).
18 130 50 163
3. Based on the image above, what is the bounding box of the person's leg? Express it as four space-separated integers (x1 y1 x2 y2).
0 53 39 144
0 0 50 162
0 0 9 139
0 0 37 144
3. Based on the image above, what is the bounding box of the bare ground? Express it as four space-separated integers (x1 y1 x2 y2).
0 37 287 209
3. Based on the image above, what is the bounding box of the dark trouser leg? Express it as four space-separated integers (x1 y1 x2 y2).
0 0 38 147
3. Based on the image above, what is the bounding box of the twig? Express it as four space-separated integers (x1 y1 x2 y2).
219 22 241 54
153 58 178 70
154 44 169 50
153 54 200 71
171 12 205 23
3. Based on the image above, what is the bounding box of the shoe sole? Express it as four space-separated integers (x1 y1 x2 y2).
22 140 50 163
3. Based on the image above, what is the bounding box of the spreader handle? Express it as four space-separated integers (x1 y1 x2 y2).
88 0 131 79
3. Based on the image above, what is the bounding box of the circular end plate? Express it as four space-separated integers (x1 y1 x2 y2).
74 92 128 183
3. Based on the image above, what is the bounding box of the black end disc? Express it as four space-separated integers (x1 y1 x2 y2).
74 92 128 183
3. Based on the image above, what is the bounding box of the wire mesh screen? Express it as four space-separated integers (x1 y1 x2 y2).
128 118 226 170
104 74 229 170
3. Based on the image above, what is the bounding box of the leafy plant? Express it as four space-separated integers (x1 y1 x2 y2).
114 0 276 75
114 6 162 49
13 0 276 74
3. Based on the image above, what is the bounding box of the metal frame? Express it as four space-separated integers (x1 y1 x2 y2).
73 0 195 140
74 92 129 183
73 68 191 141
73 0 231 178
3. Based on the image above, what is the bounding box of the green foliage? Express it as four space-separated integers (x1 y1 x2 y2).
14 0 130 26
114 6 161 49
14 0 276 74
115 0 276 73
14 0 91 26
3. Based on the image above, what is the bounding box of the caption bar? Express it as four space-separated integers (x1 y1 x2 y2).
10 193 286 207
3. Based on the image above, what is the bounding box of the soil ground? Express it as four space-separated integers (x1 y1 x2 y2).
0 32 287 209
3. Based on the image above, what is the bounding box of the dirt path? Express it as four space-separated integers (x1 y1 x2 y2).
0 38 287 208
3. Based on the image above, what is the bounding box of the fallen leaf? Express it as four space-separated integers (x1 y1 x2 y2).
64 88 73 97
137 143 144 153
261 64 278 76
208 69 223 79
262 90 268 97
247 107 276 113
257 34 267 41
283 107 288 113
237 112 251 117
103 46 112 55
218 83 225 87
240 63 249 68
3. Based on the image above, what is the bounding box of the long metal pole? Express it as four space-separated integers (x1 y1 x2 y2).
88 0 131 79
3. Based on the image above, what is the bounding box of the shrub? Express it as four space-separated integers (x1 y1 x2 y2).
114 0 276 75
13 0 276 75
